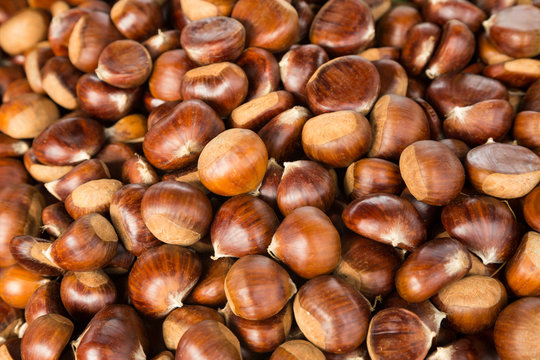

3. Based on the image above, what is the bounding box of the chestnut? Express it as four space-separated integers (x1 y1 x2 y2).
23 149 74 183
427 338 479 360
2 78 32 103
179 0 237 21
301 111 372 168
40 55 82 110
180 62 248 117
198 128 268 196
20 314 73 360
344 158 404 199
76 73 142 122
24 282 66 324
269 206 341 279
367 308 433 360
223 302 292 353
47 7 88 57
73 304 149 360
186 257 234 308
68 11 123 72
9 236 64 277
334 233 402 300
0 158 28 186
258 106 311 163
162 165 208 195
105 114 148 144
504 231 540 296
64 179 123 219
494 297 540 360
373 59 409 97
400 22 441 76
96 40 153 89
523 78 540 112
143 30 182 60
211 195 279 258
400 140 465 206
110 0 162 41
121 156 158 185
32 117 105 166
0 93 59 139
432 275 507 334
270 340 325 360
128 244 202 318
60 270 116 322
377 5 422 49
465 141 540 199
162 305 224 351
181 16 245 65
141 181 212 246
224 255 296 321
524 186 540 232
442 195 519 265
176 320 242 360
483 5 540 58
0 133 28 158
513 111 540 149
294 275 371 354
149 50 195 102
255 159 284 211
395 237 471 303
231 0 299 53
478 32 513 66
306 55 380 115
50 213 118 272
0 264 48 309
279 45 328 103
422 0 486 32
342 193 427 251
236 47 280 101
369 95 430 161
310 0 375 55
359 47 401 61
0 8 50 56
230 90 294 131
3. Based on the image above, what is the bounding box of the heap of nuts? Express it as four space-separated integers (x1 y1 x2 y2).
0 0 539 359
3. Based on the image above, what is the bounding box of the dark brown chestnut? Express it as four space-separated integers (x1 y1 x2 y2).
505 231 540 297
236 47 280 101
9 236 64 277
344 158 404 199
24 282 66 324
186 257 234 308
110 0 162 41
143 29 182 60
20 314 73 360
513 111 540 149
176 320 242 360
422 0 486 32
48 7 88 57
377 5 422 49
121 156 159 186
400 22 441 76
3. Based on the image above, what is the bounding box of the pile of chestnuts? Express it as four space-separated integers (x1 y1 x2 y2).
0 0 538 359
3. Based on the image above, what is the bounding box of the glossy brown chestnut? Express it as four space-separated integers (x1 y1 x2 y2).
478 32 513 66
60 270 116 322
310 0 374 55
211 195 279 258
294 275 371 354
50 213 118 272
32 117 105 166
231 0 299 53
48 7 88 57
442 196 520 265
181 16 245 65
373 59 408 97
230 90 294 131
425 20 475 79
258 106 310 163
141 181 212 246
422 0 486 32
270 340 326 360
433 275 507 334
181 62 248 117
223 302 292 353
186 257 234 307
24 282 66 324
301 111 372 168
0 133 28 158
523 79 540 112
359 47 400 61
0 93 59 139
0 8 50 56
395 237 471 303
377 5 422 49
143 100 224 171
162 305 224 351
76 73 142 122
9 236 63 277
63 179 122 219
503 232 540 296
149 50 196 102
513 111 540 149
176 320 242 360
524 186 540 232
68 11 123 72
483 58 540 89
40 55 82 110
279 44 328 103
198 128 268 196
400 140 465 206
110 0 162 41
23 149 73 184
0 184 44 267
276 161 335 216
2 78 32 103
142 29 181 60
96 40 153 89
20 314 73 360
162 166 208 194
400 22 441 76
121 156 158 185
269 206 340 279
74 305 149 360
369 95 430 161
224 255 296 321
367 308 433 360
236 47 280 101
494 297 540 360
465 142 540 199
344 158 404 199
128 244 202 318
334 233 401 300
255 159 284 211
105 114 148 144
483 5 540 58
0 158 28 186
306 55 380 115
342 193 427 251
0 264 48 309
